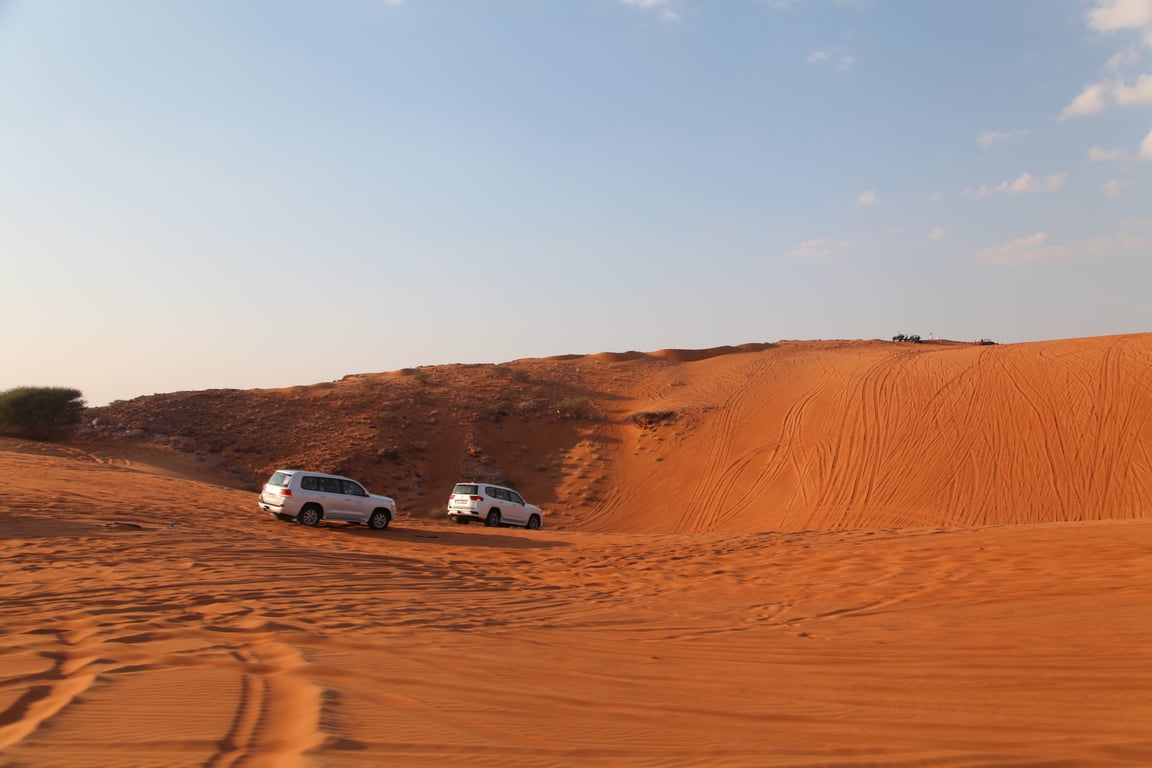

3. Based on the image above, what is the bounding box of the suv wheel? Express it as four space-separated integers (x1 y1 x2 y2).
526 515 541 530
485 510 501 527
298 505 321 527
368 509 391 530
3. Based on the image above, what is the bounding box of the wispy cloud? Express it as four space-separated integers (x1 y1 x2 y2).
764 0 874 8
975 232 1125 265
856 189 878 206
1102 179 1134 198
1061 82 1114 118
964 172 1068 199
976 233 1057 265
1061 1 1152 118
621 0 680 22
1089 145 1130 161
806 46 855 71
1114 72 1152 105
1088 0 1152 32
929 227 948 241
790 238 854 261
1142 128 1152 159
977 129 1028 147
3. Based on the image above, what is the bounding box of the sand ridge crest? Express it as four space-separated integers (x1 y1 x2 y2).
77 333 1152 533
3 330 1152 765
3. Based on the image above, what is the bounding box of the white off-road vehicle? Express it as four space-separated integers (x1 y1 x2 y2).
446 483 543 529
259 469 396 530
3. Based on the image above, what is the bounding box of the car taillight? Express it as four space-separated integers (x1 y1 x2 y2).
470 495 483 501
279 488 292 497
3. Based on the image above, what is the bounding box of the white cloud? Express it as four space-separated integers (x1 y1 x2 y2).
790 238 854 261
1063 2 1152 118
621 0 680 21
977 129 1028 147
856 189 877 206
1061 81 1112 118
975 231 1139 265
1089 145 1130 161
1106 47 1142 70
929 227 947 241
1115 72 1152 105
807 46 855 71
1102 179 1134 198
764 0 874 8
1142 127 1152 158
976 233 1059 264
1089 0 1152 32
965 172 1068 199
929 191 944 202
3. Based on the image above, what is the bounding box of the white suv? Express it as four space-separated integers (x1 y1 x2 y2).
447 483 543 529
259 469 396 530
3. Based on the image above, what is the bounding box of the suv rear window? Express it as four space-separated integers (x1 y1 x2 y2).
453 484 478 495
268 471 291 487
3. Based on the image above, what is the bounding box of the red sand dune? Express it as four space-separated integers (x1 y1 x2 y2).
2 334 1150 766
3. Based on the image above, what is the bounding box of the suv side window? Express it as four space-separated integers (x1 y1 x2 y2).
342 480 366 496
320 477 343 494
486 487 507 501
507 490 525 505
301 476 321 492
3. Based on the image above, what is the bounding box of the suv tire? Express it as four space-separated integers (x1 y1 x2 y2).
298 505 322 527
485 510 501 527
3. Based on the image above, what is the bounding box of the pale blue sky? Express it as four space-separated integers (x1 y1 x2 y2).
2 0 1150 406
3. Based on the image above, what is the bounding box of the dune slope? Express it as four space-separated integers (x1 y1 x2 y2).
81 334 1152 534
586 334 1152 532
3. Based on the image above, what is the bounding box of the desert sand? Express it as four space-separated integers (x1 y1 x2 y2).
2 334 1150 766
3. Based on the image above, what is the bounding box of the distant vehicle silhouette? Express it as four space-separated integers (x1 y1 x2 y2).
892 334 922 343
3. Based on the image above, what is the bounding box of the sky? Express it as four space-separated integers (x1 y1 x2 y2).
1 0 1150 406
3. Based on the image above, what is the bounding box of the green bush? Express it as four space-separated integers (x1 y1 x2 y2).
0 387 85 441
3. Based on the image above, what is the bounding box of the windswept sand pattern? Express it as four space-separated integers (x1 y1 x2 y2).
3 334 1152 765
2 466 1151 766
587 335 1152 533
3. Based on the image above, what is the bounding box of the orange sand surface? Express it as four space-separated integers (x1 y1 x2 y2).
3 334 1151 766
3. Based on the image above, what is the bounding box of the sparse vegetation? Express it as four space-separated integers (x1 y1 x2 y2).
551 396 593 419
633 411 676 429
0 387 85 441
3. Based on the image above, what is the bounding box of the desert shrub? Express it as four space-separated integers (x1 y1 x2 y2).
483 403 509 420
0 387 85 441
551 396 592 419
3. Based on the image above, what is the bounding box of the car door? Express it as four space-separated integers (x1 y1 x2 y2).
340 479 371 522
300 475 334 516
505 489 528 525
319 476 352 520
